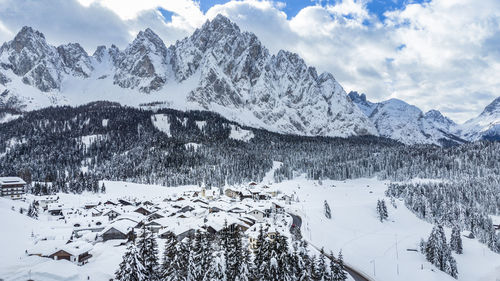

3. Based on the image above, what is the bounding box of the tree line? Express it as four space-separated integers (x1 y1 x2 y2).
116 224 348 281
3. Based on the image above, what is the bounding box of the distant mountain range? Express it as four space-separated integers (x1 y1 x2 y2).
347 92 500 144
0 15 498 145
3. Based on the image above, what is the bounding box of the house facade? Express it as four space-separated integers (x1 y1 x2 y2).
0 177 26 200
47 242 93 266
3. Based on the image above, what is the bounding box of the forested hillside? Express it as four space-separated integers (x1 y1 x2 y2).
1 102 500 187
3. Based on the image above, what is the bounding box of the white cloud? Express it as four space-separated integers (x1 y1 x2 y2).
0 0 499 123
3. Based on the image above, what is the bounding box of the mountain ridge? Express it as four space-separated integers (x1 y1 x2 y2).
347 91 467 146
1 15 499 144
0 15 377 138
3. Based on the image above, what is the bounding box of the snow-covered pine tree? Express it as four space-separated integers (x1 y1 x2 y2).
309 255 320 281
289 242 301 280
253 225 266 278
167 236 189 281
324 200 332 219
235 238 252 281
447 255 459 279
334 251 348 281
219 222 242 281
276 234 293 281
450 225 463 254
258 238 273 280
298 240 312 281
269 242 280 281
316 248 328 281
419 238 426 254
161 231 177 278
207 252 227 281
115 242 144 281
27 201 38 219
424 225 459 278
136 226 159 281
381 200 388 219
190 230 212 281
376 199 388 222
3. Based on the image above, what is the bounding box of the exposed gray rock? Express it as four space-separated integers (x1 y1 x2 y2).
57 43 93 77
113 28 170 93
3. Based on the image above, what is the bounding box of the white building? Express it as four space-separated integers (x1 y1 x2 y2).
248 209 266 222
34 195 59 210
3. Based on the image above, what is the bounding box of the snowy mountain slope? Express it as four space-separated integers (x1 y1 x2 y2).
0 15 377 138
424 109 458 134
347 91 377 116
348 92 465 145
458 96 500 141
279 177 500 281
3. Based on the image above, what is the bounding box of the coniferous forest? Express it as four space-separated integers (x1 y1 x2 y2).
1 101 500 259
117 225 348 281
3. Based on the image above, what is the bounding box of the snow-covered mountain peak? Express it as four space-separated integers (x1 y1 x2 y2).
12 26 46 45
0 26 64 91
349 92 465 145
202 14 241 37
481 96 500 116
57 43 93 78
424 109 457 132
113 28 170 93
0 16 377 138
347 91 377 117
1 26 53 73
459 96 500 141
132 28 167 53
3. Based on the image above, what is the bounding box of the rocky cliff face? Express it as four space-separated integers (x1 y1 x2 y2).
113 28 171 93
171 15 377 136
0 26 64 91
0 15 377 138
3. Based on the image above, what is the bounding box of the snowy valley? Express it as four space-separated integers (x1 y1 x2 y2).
0 8 500 281
1 176 499 281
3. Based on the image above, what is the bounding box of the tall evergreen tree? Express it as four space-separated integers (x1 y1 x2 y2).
316 249 328 281
333 251 348 281
27 201 38 219
424 225 459 278
136 226 159 281
324 200 332 219
115 242 144 281
377 199 388 222
450 225 463 254
161 231 177 279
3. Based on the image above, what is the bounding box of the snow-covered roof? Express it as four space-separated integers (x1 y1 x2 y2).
47 203 64 211
59 241 93 256
27 240 61 256
101 219 136 234
103 208 121 215
204 212 248 232
114 212 145 223
0 177 26 185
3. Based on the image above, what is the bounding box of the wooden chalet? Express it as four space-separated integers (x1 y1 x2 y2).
100 220 136 242
134 206 152 216
48 242 93 266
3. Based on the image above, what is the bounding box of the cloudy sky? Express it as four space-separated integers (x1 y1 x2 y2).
0 0 499 123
